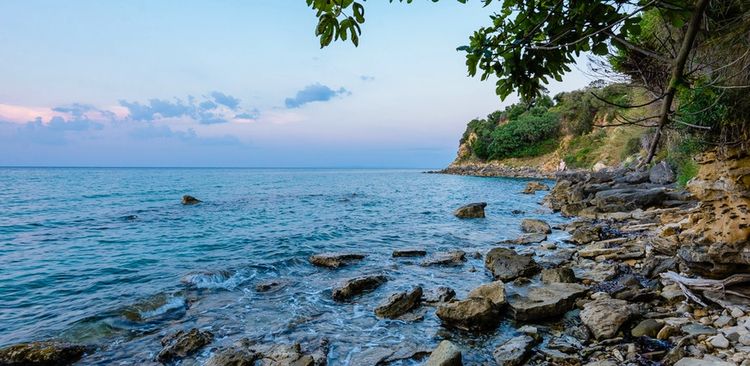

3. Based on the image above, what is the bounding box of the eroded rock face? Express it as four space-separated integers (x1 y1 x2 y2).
506 282 588 321
157 328 214 362
485 248 540 281
435 298 500 331
182 195 202 205
467 281 506 306
425 340 462 366
580 297 637 340
454 202 487 219
523 181 550 194
521 219 552 234
332 275 387 301
374 287 423 319
309 253 365 269
0 341 89 366
493 335 536 366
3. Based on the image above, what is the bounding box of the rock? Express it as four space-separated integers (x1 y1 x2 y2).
583 361 617 366
392 249 427 257
657 325 679 340
425 340 462 366
0 341 90 366
674 357 735 366
254 343 315 366
484 248 540 281
649 161 676 184
309 253 365 268
332 275 387 301
421 250 466 267
492 335 535 366
206 346 258 366
660 283 686 302
499 233 547 245
681 323 717 336
523 181 550 194
506 282 588 321
631 319 663 338
521 218 552 234
467 281 506 306
374 287 423 319
708 334 730 349
539 348 581 365
182 195 202 205
580 297 637 340
454 202 487 219
569 226 603 245
435 298 500 331
714 315 735 328
423 287 456 304
591 187 667 212
541 267 576 284
157 328 214 362
255 279 289 293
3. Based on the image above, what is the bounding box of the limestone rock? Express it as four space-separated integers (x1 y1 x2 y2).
157 328 214 362
541 267 576 284
0 341 90 366
423 287 456 304
493 335 535 366
374 287 423 319
591 187 667 212
454 202 486 219
631 319 663 338
309 253 365 268
467 281 506 306
649 161 676 184
182 195 202 205
521 219 552 234
435 298 500 331
499 233 547 245
332 275 387 301
506 282 588 321
523 181 550 194
206 346 258 366
421 251 466 267
426 340 462 366
485 248 540 281
580 297 637 340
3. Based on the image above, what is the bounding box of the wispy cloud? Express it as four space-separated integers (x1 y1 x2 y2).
210 91 240 110
360 75 375 82
118 91 256 124
284 83 349 108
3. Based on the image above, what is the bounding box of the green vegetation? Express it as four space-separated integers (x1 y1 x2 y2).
563 131 607 169
667 137 704 187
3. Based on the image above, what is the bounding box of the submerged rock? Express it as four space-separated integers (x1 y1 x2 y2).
454 202 487 219
392 249 427 257
423 287 456 304
309 253 365 268
374 287 423 319
467 281 506 306
485 248 540 281
425 340 462 366
522 181 550 194
521 219 552 234
157 328 214 362
506 282 588 321
493 335 536 366
435 298 499 331
181 195 202 205
255 279 289 293
331 275 387 301
0 341 90 366
421 250 466 267
580 297 637 340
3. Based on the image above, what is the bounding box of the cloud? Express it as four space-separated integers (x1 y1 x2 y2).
284 83 349 108
119 92 255 124
360 75 375 82
234 109 260 120
211 91 240 110
129 124 242 145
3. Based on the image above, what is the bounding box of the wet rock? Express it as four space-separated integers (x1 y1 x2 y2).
435 298 500 331
206 346 258 366
254 343 315 366
499 233 547 245
423 287 456 304
521 219 552 234
157 328 214 362
485 248 540 281
523 181 550 194
591 187 667 212
539 348 580 365
332 275 387 301
569 225 603 245
674 357 735 366
580 297 637 340
467 281 506 306
541 267 576 284
640 255 678 279
392 249 427 257
309 253 365 268
255 279 289 293
454 202 486 219
631 319 663 338
425 340 462 366
506 282 588 321
0 341 90 366
650 161 676 184
493 335 535 366
374 287 423 319
182 195 201 205
421 250 466 267
352 343 430 365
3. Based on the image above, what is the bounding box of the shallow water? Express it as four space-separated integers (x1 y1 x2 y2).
0 168 567 364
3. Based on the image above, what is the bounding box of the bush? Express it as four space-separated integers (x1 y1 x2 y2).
487 108 560 159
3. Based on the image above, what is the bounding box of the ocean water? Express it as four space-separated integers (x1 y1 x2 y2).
0 168 567 364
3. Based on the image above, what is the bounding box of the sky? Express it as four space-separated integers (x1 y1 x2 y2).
0 1 593 168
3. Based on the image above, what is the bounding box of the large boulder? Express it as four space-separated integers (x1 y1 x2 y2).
580 297 637 340
485 248 540 281
423 287 456 304
493 335 536 366
0 341 90 366
521 219 552 234
467 281 506 306
591 188 667 212
374 287 423 319
435 298 500 331
181 195 202 205
309 253 365 268
425 340 462 366
522 181 550 194
332 275 387 301
157 328 214 362
649 161 676 184
506 283 588 321
454 202 487 219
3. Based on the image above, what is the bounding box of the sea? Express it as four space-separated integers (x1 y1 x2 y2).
0 167 568 364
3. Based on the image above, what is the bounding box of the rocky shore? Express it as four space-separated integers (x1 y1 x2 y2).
3 150 749 365
428 161 554 179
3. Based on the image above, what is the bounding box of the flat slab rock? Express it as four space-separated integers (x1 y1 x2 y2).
309 253 365 268
521 219 552 234
421 250 466 267
435 297 500 331
485 248 540 281
374 287 423 319
493 335 536 366
674 357 735 366
157 328 214 362
499 233 547 245
580 297 638 340
332 275 387 301
425 340 462 366
0 341 90 366
506 282 588 321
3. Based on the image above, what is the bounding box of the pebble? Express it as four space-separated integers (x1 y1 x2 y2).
731 307 745 318
739 333 750 346
709 334 730 349
714 315 735 328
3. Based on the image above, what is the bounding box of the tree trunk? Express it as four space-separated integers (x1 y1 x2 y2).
644 0 711 164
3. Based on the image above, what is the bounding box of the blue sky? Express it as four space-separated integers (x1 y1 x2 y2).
0 1 592 168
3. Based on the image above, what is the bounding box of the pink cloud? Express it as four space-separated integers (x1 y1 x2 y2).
0 104 66 123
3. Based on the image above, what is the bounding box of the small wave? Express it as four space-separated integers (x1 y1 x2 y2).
138 296 186 319
180 269 253 290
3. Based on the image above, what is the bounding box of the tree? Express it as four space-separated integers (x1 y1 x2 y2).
307 0 750 164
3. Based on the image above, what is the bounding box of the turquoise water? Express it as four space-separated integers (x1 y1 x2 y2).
0 168 565 364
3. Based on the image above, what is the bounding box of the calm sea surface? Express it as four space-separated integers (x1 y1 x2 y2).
0 168 566 364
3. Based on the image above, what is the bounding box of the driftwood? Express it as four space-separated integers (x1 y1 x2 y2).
660 271 750 308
